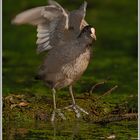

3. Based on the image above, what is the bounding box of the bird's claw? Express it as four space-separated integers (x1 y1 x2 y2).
51 109 66 122
64 104 89 118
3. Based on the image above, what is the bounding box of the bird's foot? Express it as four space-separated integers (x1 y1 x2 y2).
51 109 66 122
64 104 89 118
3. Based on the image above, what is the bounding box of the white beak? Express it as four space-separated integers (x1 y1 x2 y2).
90 28 96 40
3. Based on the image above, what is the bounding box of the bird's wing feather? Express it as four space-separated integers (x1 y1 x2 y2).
36 6 68 53
12 1 69 53
68 1 88 35
12 6 46 25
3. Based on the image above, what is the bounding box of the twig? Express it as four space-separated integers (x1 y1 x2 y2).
89 80 107 95
97 85 118 100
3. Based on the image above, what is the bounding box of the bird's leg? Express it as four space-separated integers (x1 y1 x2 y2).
51 88 66 122
65 85 89 118
51 88 56 121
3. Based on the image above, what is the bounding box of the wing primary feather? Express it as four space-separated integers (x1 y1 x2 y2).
36 37 49 44
48 0 69 29
48 0 63 9
12 6 44 25
37 43 52 53
37 32 49 38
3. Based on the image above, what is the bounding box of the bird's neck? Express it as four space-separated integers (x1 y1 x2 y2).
78 36 93 46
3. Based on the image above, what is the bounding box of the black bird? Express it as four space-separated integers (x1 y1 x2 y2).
12 0 96 121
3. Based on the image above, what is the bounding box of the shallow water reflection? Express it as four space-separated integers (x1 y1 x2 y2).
3 119 137 140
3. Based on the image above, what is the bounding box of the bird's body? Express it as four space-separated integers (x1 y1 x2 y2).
38 35 92 89
12 0 96 121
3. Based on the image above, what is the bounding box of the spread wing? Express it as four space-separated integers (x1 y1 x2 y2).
36 6 69 53
12 2 68 53
12 0 88 53
68 1 88 34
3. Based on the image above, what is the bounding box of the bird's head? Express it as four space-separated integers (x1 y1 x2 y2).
79 25 96 41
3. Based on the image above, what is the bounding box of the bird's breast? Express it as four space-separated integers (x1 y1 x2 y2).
61 47 91 80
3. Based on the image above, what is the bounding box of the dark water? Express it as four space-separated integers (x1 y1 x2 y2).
3 120 138 140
